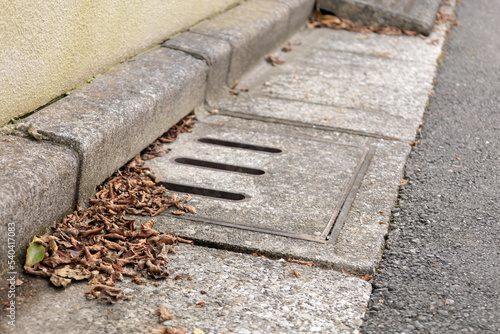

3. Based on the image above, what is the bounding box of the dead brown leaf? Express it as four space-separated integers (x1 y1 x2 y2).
164 327 188 334
50 275 72 288
265 55 286 66
287 270 302 278
286 258 316 267
157 304 174 322
230 81 239 90
184 205 197 214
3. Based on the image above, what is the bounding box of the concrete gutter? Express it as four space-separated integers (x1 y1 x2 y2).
0 0 315 275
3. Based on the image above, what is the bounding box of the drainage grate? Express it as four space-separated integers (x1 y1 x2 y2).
146 123 374 244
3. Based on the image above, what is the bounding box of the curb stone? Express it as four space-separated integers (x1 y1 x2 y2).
17 48 209 208
190 0 293 86
0 136 79 274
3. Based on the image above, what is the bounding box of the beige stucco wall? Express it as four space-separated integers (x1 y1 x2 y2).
0 0 239 126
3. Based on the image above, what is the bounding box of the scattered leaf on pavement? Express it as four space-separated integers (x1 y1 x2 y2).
25 239 45 267
157 304 174 322
286 258 316 266
265 55 286 66
287 270 302 277
164 327 188 334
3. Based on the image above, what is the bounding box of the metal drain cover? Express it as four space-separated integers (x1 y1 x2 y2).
145 121 373 243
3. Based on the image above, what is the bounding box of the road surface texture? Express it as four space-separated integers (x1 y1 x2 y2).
361 0 500 333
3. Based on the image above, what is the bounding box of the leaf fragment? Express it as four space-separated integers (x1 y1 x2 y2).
164 327 188 334
156 304 174 322
50 275 72 288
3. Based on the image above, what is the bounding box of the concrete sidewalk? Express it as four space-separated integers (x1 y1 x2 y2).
1 0 453 333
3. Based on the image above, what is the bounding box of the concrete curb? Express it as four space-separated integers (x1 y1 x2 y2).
0 137 79 274
0 0 315 274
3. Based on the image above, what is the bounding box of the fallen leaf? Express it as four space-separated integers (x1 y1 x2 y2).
25 239 45 267
54 267 91 280
409 140 420 147
86 285 125 304
286 259 316 266
184 205 197 214
164 327 188 334
230 81 239 90
50 275 72 288
374 51 393 59
48 237 58 253
287 270 302 278
265 55 286 66
157 304 174 322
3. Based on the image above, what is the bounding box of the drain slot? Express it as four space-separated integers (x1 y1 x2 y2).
174 157 265 175
159 182 247 201
198 138 282 153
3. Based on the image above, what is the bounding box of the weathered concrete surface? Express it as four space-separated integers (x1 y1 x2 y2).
164 32 232 104
17 48 208 207
318 0 442 35
144 116 409 274
191 0 291 86
0 136 78 275
213 24 448 142
13 245 371 334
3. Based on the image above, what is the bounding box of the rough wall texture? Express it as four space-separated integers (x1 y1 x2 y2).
0 0 239 126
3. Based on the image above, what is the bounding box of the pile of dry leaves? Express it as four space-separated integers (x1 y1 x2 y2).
308 2 459 38
308 10 427 38
24 115 197 304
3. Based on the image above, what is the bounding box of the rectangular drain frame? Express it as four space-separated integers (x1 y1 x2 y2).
161 139 375 244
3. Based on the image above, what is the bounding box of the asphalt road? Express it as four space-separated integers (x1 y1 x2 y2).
361 1 500 333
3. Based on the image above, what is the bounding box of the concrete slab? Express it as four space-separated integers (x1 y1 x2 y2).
318 0 442 35
0 136 78 275
143 116 409 274
191 0 290 85
211 26 447 142
17 48 208 207
14 245 371 334
214 96 418 141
